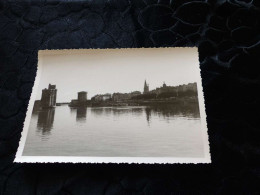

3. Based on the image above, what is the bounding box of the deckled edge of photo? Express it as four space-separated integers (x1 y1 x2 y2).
14 47 211 164
15 49 43 163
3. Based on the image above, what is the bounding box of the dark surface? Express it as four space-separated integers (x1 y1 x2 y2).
0 0 260 194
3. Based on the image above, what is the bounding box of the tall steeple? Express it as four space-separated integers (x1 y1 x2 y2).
143 80 149 94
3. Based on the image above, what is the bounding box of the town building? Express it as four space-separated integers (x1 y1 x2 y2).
148 82 197 96
131 91 142 97
92 93 112 101
149 82 177 95
178 82 197 92
112 91 141 101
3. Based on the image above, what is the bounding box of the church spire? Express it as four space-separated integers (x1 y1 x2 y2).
143 80 149 94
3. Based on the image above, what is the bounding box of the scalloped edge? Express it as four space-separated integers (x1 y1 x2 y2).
15 47 211 164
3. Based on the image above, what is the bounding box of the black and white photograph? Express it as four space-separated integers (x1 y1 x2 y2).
1 0 258 193
15 48 210 163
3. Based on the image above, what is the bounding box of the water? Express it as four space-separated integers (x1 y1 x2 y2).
23 104 205 157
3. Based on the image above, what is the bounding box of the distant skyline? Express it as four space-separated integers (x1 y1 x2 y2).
36 48 201 102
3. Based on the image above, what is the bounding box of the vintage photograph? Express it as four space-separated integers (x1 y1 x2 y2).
15 48 210 163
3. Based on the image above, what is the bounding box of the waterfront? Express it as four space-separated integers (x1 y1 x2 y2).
23 103 205 157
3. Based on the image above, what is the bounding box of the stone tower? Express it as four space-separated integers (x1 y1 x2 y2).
143 80 149 94
78 91 87 103
41 84 57 108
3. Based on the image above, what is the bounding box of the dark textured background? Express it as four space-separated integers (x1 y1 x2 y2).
0 0 260 194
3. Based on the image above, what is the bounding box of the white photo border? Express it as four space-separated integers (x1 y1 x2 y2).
15 48 211 164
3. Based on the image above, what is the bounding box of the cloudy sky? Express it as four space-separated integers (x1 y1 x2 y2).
36 48 201 102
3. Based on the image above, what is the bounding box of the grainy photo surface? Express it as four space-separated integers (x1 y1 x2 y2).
15 48 210 163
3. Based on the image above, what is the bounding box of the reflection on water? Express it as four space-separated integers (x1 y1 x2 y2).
91 107 144 118
70 107 87 122
145 107 152 125
35 108 55 139
24 103 204 157
90 104 199 124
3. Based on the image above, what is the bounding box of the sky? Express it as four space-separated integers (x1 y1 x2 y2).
36 48 201 102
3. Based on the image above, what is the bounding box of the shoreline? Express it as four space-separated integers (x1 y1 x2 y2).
67 97 199 108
